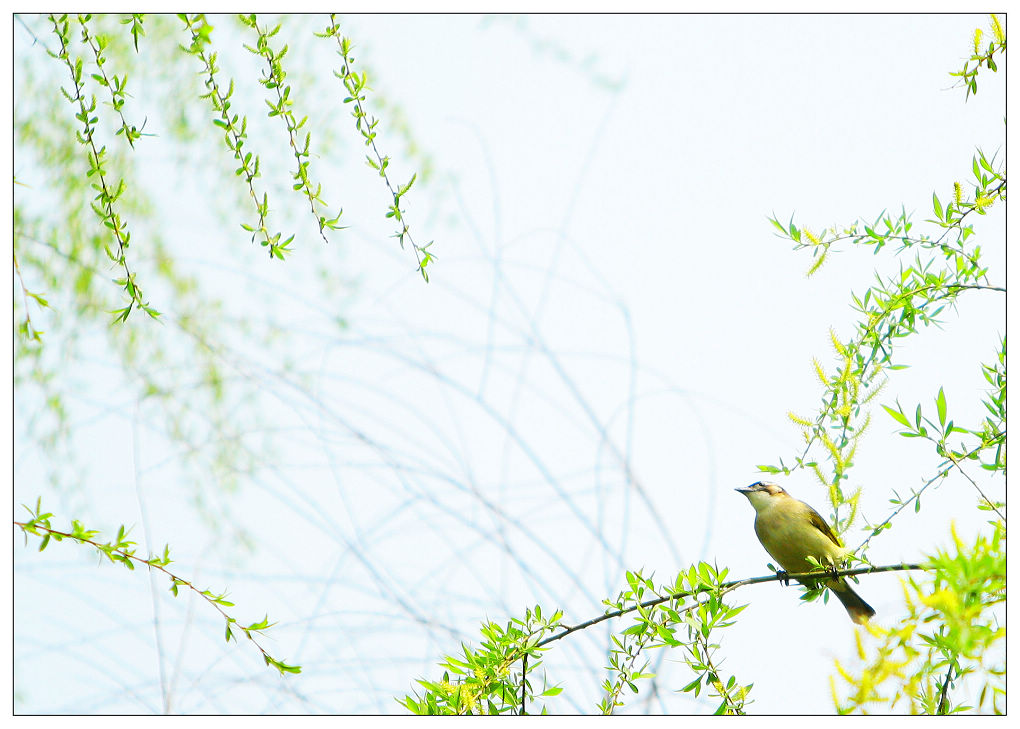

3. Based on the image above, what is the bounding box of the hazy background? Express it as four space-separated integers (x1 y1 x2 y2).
12 13 1005 714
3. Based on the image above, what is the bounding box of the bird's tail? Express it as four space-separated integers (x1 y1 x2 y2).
831 580 876 625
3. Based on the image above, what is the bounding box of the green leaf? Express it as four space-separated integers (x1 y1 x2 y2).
398 173 417 196
935 387 947 427
682 676 703 694
881 404 911 428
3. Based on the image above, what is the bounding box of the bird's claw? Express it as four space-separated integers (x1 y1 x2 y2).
777 570 790 587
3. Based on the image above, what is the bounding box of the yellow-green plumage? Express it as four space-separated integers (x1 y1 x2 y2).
737 482 875 625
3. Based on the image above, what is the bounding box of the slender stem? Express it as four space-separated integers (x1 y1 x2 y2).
937 659 956 714
519 652 528 715
14 518 288 670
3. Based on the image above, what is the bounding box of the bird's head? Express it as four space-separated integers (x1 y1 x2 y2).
735 481 790 512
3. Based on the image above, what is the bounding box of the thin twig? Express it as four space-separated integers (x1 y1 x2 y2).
856 435 1006 553
519 652 528 716
940 439 1006 522
937 659 955 714
14 518 297 673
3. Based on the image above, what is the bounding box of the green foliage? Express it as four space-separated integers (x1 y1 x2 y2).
401 605 564 715
16 13 1004 715
761 122 1004 540
16 498 301 676
48 14 159 322
599 566 751 715
880 338 1005 498
318 15 435 281
402 564 752 715
121 14 145 53
401 17 1004 709
761 14 1005 714
832 521 1004 714
16 10 431 532
240 13 343 244
13 250 48 342
79 14 147 148
948 14 1006 99
180 14 295 260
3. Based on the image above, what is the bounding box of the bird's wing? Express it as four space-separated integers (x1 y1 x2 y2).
807 506 843 548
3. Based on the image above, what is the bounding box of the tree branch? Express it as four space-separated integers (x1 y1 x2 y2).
14 515 300 674
536 562 926 650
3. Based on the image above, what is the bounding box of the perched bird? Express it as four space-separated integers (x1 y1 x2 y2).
735 481 875 625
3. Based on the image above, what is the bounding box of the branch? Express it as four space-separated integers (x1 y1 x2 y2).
77 14 144 149
320 14 435 281
519 652 528 715
47 14 157 322
937 659 956 714
179 13 294 260
936 437 1006 522
856 434 1006 553
13 250 46 342
241 14 341 244
15 508 300 675
536 562 926 650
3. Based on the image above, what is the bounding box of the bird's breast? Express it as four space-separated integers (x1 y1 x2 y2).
753 504 843 574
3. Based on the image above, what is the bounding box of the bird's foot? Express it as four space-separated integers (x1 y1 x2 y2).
777 570 790 587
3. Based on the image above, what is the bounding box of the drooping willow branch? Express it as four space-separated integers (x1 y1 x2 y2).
14 509 300 675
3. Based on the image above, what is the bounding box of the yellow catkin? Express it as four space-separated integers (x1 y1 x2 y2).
864 620 885 639
921 588 959 613
829 676 842 710
903 676 921 701
812 357 827 385
973 27 984 54
845 488 860 528
990 14 1004 44
830 327 846 356
804 228 820 245
460 686 477 713
862 379 886 405
806 251 827 277
953 181 962 205
787 411 813 427
820 430 841 463
857 667 874 697
900 581 915 612
834 659 855 683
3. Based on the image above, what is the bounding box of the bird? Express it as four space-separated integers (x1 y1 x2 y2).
735 481 875 625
